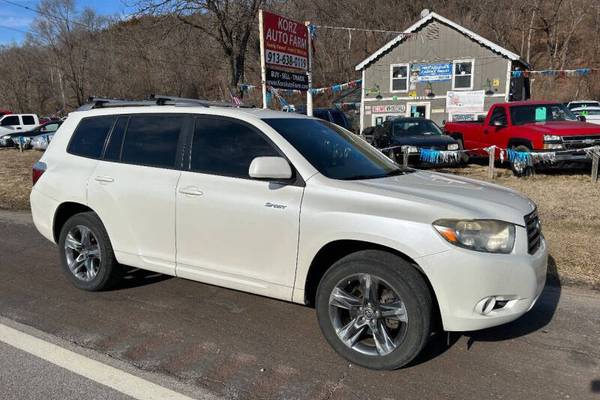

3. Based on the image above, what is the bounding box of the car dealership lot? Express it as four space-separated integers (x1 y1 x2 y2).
0 211 598 399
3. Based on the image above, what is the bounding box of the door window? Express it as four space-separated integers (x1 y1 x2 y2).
489 107 508 126
121 115 184 168
22 115 36 125
1 116 19 126
68 116 115 159
103 117 128 161
190 117 279 179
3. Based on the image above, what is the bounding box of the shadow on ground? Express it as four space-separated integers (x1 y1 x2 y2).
115 267 172 290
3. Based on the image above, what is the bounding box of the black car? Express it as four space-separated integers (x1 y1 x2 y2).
0 120 63 148
370 118 461 165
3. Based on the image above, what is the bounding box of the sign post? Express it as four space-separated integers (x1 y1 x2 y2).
305 21 313 116
259 10 310 111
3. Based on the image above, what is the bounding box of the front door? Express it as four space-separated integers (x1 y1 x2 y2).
175 116 304 300
406 102 431 119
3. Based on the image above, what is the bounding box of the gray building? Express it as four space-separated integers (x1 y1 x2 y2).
356 11 530 131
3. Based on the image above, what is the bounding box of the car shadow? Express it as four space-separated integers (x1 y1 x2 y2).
114 267 172 290
408 255 561 367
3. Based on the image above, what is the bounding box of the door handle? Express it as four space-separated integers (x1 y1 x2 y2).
179 186 204 196
94 176 114 183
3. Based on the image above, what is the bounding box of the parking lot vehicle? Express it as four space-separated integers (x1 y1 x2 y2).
0 113 39 137
0 120 62 148
295 106 352 130
371 117 460 165
567 100 600 110
571 106 600 125
30 97 547 370
444 101 600 161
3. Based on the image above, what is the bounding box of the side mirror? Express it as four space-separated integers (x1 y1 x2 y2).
249 156 292 180
577 115 586 122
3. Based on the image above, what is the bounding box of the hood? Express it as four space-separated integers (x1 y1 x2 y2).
390 135 457 147
522 121 600 136
347 170 534 225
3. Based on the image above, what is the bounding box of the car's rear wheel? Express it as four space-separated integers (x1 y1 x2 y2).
316 250 432 370
58 212 123 291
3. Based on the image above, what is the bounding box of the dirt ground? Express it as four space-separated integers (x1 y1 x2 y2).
1 148 598 288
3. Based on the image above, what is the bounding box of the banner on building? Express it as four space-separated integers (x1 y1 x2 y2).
266 67 309 90
411 63 452 82
446 90 485 113
372 104 407 114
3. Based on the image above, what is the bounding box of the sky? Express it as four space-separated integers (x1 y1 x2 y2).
0 0 133 45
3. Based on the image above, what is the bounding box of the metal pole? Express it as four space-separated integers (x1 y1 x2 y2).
488 145 495 180
592 152 599 183
305 21 313 117
403 146 410 169
259 10 268 109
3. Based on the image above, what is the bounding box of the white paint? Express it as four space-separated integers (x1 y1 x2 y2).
0 323 203 400
359 69 365 134
355 12 526 71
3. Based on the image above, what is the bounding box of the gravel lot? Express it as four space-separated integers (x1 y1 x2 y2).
1 148 598 288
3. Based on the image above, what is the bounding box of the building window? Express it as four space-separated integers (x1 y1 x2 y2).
390 64 409 92
453 59 474 90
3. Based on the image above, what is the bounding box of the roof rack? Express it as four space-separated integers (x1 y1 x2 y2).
76 95 252 111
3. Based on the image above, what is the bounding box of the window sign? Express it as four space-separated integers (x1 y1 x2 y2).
535 107 546 121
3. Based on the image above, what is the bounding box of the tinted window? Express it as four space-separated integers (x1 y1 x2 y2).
264 118 406 180
191 117 279 178
330 110 347 128
1 116 19 126
104 117 128 161
121 115 183 168
489 107 507 126
22 115 35 125
68 116 115 159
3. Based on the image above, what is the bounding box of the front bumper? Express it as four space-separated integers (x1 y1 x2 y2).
417 228 548 332
535 148 592 162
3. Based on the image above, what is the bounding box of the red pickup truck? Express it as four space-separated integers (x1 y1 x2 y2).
444 101 600 161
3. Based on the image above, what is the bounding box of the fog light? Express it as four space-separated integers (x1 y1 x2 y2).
476 296 497 315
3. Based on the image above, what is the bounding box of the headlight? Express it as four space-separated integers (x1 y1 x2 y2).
447 143 459 151
433 219 516 254
1 135 9 139
543 134 562 142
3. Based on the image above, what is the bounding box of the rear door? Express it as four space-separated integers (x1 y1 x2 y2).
175 115 304 300
88 113 189 275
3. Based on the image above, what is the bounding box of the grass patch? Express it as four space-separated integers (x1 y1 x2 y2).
1 149 598 288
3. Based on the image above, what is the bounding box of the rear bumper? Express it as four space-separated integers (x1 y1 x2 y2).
417 228 548 332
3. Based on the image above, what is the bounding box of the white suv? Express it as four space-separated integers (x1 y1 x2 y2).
30 98 547 370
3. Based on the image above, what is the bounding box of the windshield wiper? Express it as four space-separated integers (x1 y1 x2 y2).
343 168 410 180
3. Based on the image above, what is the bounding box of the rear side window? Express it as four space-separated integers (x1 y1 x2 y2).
68 116 115 159
22 115 35 125
191 117 279 178
104 117 128 161
121 115 183 168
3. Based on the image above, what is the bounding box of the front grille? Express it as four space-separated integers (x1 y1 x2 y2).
562 135 600 149
524 210 542 254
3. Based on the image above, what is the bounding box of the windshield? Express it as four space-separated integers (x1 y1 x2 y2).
510 104 577 125
392 120 442 137
575 109 600 116
263 118 406 180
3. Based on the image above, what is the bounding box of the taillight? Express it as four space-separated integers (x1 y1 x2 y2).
32 161 47 185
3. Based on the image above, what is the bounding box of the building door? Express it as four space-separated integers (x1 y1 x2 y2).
406 102 431 118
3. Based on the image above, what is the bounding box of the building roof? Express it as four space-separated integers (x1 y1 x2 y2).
355 11 529 71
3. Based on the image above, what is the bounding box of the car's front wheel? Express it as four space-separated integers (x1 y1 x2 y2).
316 250 432 370
58 212 123 291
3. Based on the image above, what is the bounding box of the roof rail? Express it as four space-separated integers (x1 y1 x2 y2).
76 95 251 111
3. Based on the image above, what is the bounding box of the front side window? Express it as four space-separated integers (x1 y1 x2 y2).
264 118 406 180
121 115 183 168
191 117 280 178
22 116 35 125
390 64 409 92
453 60 473 89
489 107 508 126
68 116 115 159
1 116 19 126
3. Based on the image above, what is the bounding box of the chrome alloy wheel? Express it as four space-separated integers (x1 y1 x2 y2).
64 225 101 282
328 273 408 356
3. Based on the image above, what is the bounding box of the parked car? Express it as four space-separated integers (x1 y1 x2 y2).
444 101 600 162
0 113 40 137
371 117 461 165
30 98 546 370
571 106 600 125
567 100 600 110
0 120 62 148
295 106 352 130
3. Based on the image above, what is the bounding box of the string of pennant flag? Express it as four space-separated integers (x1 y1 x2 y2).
511 68 599 78
238 79 362 96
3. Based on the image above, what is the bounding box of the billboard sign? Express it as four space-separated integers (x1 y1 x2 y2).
266 67 309 90
261 10 308 71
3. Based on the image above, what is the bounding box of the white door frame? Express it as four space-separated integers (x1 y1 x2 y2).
406 102 431 119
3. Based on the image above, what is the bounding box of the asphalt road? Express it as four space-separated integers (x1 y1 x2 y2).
0 210 599 400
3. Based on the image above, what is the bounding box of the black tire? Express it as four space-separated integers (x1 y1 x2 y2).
58 212 123 291
315 250 432 370
456 138 469 164
510 144 534 177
